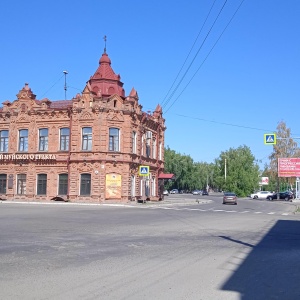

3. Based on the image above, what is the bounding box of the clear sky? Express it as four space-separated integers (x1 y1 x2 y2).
1 0 299 169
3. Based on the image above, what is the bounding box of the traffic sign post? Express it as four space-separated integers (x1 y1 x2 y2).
296 177 300 199
264 133 276 145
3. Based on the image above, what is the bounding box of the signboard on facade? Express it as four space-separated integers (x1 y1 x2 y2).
0 154 56 161
105 173 121 199
260 177 269 185
278 158 300 177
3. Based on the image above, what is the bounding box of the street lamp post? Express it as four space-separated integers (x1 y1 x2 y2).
225 158 227 181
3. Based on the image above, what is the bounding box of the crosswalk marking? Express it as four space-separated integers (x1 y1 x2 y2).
138 205 291 216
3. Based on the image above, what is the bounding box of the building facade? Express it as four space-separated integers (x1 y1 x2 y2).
0 50 166 203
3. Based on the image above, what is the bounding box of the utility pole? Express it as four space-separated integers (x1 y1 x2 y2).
63 70 68 100
225 158 227 181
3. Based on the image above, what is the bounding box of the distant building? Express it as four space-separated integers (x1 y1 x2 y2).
0 50 166 203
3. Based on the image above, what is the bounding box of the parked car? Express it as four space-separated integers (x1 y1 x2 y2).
223 192 237 205
250 191 273 199
163 190 169 196
202 190 209 196
267 191 294 201
170 189 179 194
192 190 201 195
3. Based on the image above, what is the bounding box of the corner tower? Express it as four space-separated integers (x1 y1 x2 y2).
87 49 125 98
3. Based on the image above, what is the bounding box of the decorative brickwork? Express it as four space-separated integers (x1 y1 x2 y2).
0 51 166 203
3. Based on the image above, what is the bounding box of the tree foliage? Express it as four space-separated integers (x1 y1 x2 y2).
164 121 299 196
213 145 259 196
266 121 300 191
164 145 258 196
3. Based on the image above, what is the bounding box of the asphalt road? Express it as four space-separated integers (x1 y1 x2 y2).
1 195 300 300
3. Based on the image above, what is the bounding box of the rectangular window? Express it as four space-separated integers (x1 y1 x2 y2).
109 128 119 151
58 174 68 195
146 131 152 158
82 127 92 150
19 129 28 152
37 174 47 195
0 130 9 152
159 142 162 160
60 128 70 151
151 176 156 196
80 174 91 195
0 174 7 194
152 139 156 159
17 174 26 194
39 128 48 151
132 131 137 154
140 178 143 196
131 175 135 197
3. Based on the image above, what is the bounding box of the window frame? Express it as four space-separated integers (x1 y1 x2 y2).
131 175 136 197
159 142 162 160
60 128 70 151
17 174 26 195
80 173 91 196
0 174 7 194
0 130 9 152
82 127 92 151
39 128 48 151
109 128 120 152
132 131 137 154
37 174 47 195
152 139 156 159
19 129 28 152
58 173 68 195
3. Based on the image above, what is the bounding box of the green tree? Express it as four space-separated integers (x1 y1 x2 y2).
164 147 195 191
213 145 259 196
268 121 300 191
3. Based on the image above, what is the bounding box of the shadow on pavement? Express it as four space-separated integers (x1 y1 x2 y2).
221 220 300 299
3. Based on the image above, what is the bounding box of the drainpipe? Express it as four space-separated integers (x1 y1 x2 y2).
67 107 72 200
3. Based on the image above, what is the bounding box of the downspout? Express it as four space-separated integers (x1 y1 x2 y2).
67 107 72 200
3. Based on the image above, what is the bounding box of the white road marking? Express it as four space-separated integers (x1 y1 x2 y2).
136 205 292 216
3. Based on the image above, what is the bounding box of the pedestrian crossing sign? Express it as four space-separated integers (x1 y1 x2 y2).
139 165 149 176
264 133 276 145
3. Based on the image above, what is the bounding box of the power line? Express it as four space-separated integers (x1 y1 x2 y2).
164 0 246 114
162 0 229 110
161 0 218 106
40 74 65 98
173 113 300 137
174 113 275 132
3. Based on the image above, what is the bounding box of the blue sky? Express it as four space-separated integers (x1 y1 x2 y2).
1 0 299 169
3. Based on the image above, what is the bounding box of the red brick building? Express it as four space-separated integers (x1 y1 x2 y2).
0 50 166 203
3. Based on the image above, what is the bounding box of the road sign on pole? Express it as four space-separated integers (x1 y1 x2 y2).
139 166 150 176
264 133 276 145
